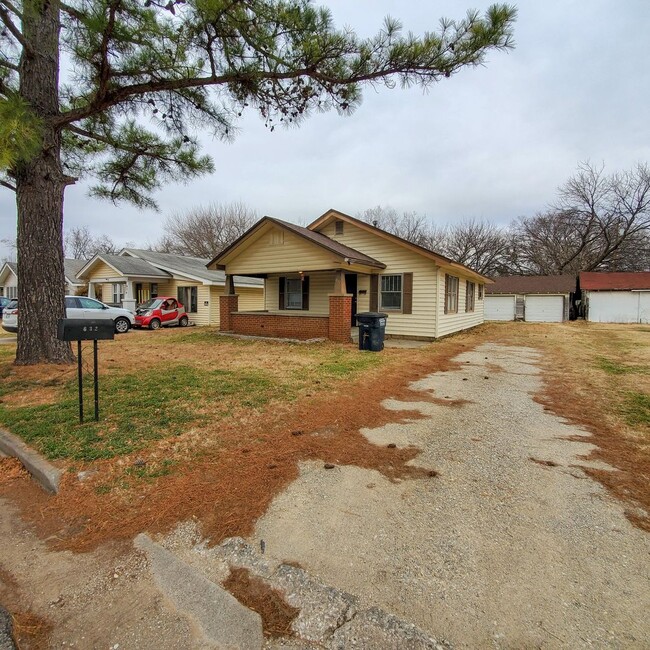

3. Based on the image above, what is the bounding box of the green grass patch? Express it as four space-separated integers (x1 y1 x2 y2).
314 348 383 378
621 392 650 427
0 364 290 461
597 357 649 376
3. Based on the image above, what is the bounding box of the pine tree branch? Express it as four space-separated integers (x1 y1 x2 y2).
0 55 19 72
0 179 16 192
0 3 30 54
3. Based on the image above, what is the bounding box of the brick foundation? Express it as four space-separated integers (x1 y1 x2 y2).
230 312 329 340
328 295 352 343
219 294 239 331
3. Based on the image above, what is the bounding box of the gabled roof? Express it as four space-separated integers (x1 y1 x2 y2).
123 249 263 287
486 275 576 295
64 258 86 285
580 272 650 291
210 216 386 269
309 209 492 283
0 261 17 283
78 253 172 279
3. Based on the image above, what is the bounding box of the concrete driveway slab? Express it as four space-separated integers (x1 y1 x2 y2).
252 343 650 648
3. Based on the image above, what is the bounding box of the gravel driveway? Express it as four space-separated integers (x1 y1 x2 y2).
252 343 650 648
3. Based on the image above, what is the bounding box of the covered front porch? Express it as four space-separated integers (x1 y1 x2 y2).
88 278 161 310
219 270 365 343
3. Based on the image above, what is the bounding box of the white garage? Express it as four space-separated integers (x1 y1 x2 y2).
485 295 516 321
525 295 565 322
586 290 650 323
581 272 650 324
485 275 576 323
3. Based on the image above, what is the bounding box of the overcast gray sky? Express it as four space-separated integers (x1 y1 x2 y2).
1 0 649 259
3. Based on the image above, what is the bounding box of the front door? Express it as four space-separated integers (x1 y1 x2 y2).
345 273 358 326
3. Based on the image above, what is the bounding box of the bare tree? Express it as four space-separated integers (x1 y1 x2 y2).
158 202 257 258
358 206 442 249
512 162 650 274
64 226 118 259
358 207 510 275
437 219 511 276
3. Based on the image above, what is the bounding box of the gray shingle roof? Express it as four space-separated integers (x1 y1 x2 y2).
123 249 263 287
91 254 172 278
64 258 86 284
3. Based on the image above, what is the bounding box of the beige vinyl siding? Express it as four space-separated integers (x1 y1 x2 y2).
265 272 335 315
436 270 485 337
237 286 265 311
225 226 341 275
85 260 122 281
318 221 438 338
210 285 265 325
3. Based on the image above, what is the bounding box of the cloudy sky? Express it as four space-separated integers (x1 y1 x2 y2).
1 0 649 259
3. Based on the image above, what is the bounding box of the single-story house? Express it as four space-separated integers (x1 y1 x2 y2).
77 248 264 325
0 259 86 299
485 275 576 322
0 262 17 299
580 272 650 323
208 209 491 342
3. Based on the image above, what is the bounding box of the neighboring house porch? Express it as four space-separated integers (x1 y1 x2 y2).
78 249 264 325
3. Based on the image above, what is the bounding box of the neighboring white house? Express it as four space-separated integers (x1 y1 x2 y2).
0 262 18 299
580 272 650 323
0 259 86 299
485 275 576 322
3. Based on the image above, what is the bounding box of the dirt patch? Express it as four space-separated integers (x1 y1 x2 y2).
223 567 299 637
0 458 28 483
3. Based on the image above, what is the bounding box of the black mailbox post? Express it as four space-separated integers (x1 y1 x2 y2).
58 319 114 423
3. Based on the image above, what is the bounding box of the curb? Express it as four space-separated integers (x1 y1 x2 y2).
0 429 62 494
0 606 15 650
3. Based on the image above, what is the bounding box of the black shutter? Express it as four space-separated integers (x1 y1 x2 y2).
444 275 449 314
402 273 413 314
370 275 379 312
278 277 285 310
302 275 310 310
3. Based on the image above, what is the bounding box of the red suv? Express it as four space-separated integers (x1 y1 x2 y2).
134 297 189 330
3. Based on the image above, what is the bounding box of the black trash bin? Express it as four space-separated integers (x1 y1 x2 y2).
356 312 388 351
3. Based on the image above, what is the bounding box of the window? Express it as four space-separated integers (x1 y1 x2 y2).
5 286 17 299
466 281 476 312
177 286 198 313
279 276 309 310
285 278 303 309
112 283 124 304
335 220 344 235
151 283 158 298
478 284 484 300
380 274 402 310
79 297 104 309
445 275 459 314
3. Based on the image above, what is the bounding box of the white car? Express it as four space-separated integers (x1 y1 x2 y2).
1 299 17 333
64 296 135 333
1 297 135 334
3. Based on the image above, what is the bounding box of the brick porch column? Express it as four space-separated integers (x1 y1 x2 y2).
219 294 239 331
328 294 352 343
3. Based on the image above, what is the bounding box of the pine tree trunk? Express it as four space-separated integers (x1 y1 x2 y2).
14 0 74 364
